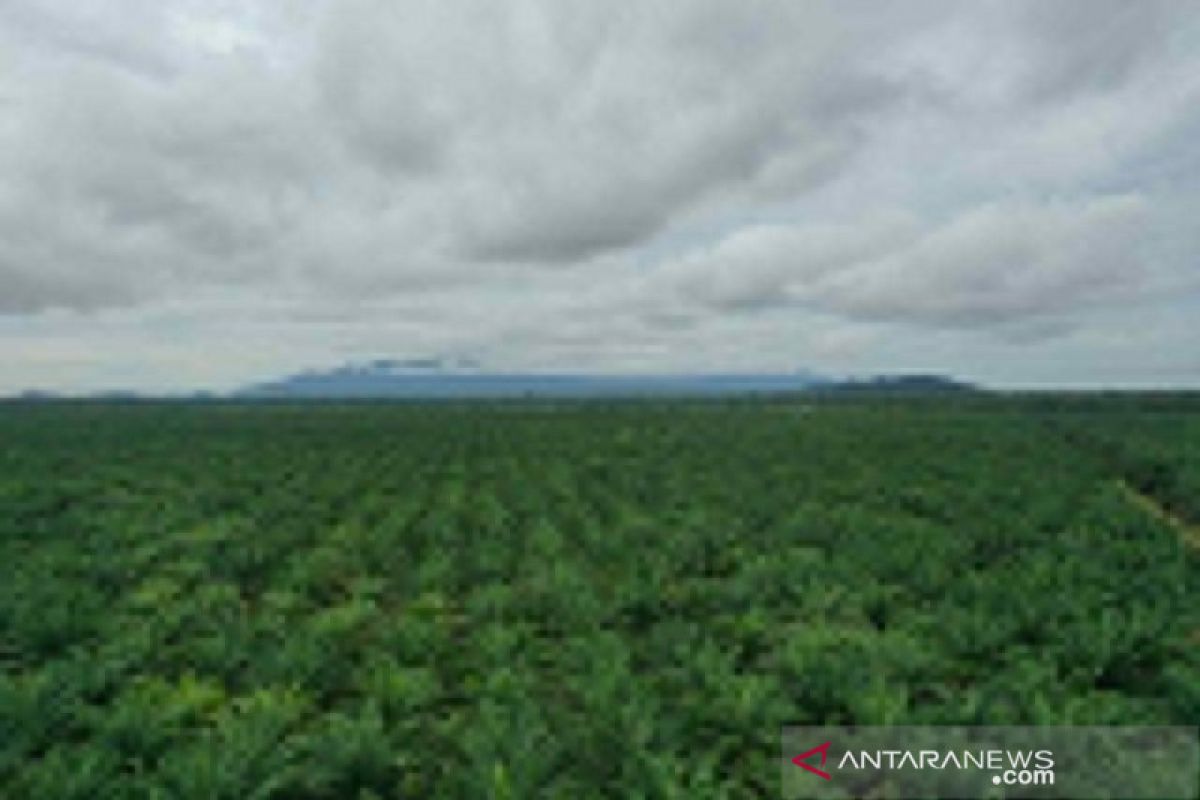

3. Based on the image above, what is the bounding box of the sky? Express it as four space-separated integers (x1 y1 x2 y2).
1 0 1198 393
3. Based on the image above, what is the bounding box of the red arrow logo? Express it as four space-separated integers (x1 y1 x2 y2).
791 741 832 780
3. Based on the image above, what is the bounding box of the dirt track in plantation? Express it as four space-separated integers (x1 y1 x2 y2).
1116 479 1200 550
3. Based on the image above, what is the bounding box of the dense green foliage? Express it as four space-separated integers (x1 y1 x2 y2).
1 397 1197 797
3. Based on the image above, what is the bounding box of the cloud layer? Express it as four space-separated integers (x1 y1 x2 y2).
1 1 1199 390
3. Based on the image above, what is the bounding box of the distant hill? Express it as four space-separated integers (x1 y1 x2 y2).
15 389 59 401
237 360 831 399
5 364 978 401
819 374 978 393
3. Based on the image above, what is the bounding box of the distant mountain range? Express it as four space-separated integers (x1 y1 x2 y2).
6 359 977 400
233 359 975 399
237 359 831 399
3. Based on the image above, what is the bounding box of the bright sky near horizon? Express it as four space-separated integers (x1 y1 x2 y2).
1 1 1198 393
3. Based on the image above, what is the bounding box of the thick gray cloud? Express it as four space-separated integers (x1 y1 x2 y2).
663 194 1154 327
1 1 1199 390
1014 0 1183 101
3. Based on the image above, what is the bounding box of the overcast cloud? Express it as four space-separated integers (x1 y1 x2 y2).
1 0 1198 392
